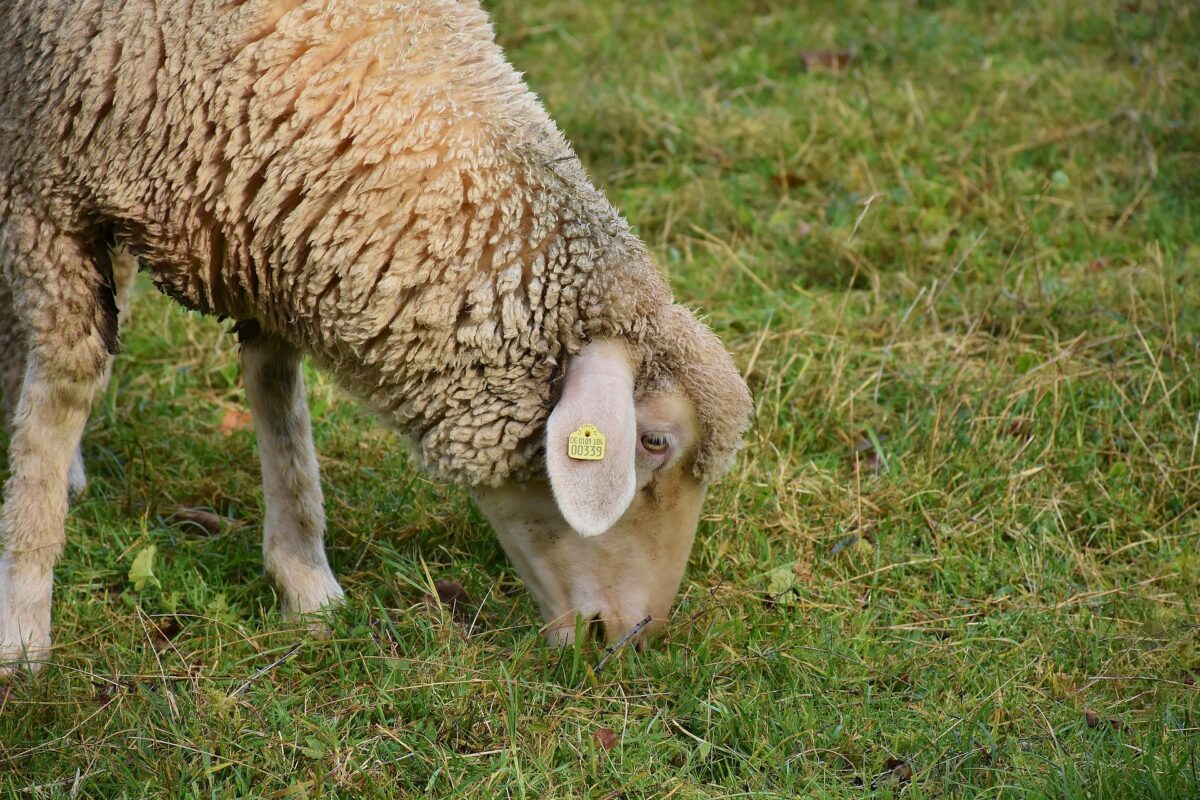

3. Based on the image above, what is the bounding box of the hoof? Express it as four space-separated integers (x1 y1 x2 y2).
0 558 53 680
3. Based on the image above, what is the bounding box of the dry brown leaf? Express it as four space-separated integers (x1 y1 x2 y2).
774 171 804 190
424 579 473 621
1084 709 1125 732
166 506 234 536
151 615 184 648
95 683 119 707
593 727 618 751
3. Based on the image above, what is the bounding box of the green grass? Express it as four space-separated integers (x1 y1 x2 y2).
2 0 1199 796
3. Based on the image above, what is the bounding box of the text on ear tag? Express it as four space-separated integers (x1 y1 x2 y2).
567 424 606 461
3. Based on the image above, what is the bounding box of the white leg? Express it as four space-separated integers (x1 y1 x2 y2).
240 324 344 615
0 214 114 677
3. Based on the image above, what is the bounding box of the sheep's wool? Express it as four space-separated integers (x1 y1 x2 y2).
0 0 751 485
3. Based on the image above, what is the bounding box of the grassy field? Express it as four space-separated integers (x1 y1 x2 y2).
2 0 1199 796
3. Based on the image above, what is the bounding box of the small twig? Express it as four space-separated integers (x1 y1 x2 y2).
230 642 303 698
594 615 653 674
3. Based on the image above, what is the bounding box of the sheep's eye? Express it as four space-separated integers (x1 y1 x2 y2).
641 432 670 453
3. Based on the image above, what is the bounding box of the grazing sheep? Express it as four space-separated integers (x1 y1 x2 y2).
0 0 752 675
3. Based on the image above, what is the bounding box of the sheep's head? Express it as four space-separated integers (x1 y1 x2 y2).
474 311 751 647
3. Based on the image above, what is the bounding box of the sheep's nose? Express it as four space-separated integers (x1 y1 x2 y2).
598 612 658 650
545 611 661 649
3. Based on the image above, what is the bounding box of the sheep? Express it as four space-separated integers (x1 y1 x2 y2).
0 0 753 676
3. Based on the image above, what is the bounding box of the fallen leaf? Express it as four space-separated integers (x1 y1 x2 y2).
799 50 856 73
1083 709 1126 733
151 616 183 647
774 170 804 190
165 506 234 536
95 683 121 707
129 545 160 592
219 407 253 436
593 727 618 751
1086 258 1107 273
766 564 798 598
1182 670 1196 686
204 593 238 624
425 579 472 621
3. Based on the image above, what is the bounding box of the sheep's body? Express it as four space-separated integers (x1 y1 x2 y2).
0 0 696 485
0 0 752 672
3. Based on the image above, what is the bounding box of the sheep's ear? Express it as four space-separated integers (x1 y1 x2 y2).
545 340 638 537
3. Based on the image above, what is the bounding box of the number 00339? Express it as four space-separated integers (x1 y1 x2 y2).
568 441 604 459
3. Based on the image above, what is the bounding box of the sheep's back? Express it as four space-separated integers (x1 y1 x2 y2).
0 0 676 485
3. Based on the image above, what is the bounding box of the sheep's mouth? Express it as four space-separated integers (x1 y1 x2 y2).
591 611 656 650
544 611 656 650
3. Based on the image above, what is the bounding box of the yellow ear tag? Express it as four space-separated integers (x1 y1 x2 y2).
567 423 607 461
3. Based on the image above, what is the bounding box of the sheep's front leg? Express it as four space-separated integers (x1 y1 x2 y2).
239 325 344 615
0 217 115 677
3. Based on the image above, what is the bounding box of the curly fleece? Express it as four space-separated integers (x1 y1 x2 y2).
0 0 751 485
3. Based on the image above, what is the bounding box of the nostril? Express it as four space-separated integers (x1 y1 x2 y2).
596 613 656 650
586 613 605 641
